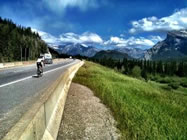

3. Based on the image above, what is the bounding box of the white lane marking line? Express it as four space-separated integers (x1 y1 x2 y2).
44 61 75 74
0 76 32 88
0 61 77 88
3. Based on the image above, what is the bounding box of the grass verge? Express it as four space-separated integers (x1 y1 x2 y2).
73 61 187 140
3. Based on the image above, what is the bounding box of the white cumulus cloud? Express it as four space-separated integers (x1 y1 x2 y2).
80 32 103 44
129 8 187 33
32 28 163 49
59 32 103 44
32 29 103 46
104 36 163 49
32 29 61 45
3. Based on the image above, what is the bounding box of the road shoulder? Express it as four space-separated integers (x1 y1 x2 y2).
57 83 120 140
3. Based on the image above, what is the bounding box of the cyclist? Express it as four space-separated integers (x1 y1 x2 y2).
36 56 45 76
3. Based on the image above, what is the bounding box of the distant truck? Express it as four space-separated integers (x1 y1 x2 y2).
44 53 53 64
40 53 53 64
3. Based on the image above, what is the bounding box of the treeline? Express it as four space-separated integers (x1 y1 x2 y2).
89 57 187 79
0 17 48 62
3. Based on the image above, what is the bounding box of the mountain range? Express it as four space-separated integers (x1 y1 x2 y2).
48 29 187 61
49 43 146 59
50 43 100 57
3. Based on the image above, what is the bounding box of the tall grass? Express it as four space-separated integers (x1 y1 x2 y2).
73 61 187 140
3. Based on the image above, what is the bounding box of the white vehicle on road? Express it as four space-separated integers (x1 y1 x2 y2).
43 53 53 64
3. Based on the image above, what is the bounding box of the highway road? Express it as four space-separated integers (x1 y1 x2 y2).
0 59 80 139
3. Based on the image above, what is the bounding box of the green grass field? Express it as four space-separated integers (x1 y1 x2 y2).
73 61 187 140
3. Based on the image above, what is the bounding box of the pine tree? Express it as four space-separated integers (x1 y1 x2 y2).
170 61 177 76
177 62 184 77
184 63 187 76
157 61 163 74
153 61 156 75
141 69 148 81
0 17 48 62
164 63 170 75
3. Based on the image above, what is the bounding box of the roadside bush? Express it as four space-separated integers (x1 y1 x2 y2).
168 82 180 89
158 77 174 84
162 85 173 91
180 82 187 88
150 74 161 82
180 78 187 88
131 66 141 78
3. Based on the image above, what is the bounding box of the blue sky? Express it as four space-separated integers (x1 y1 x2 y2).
0 0 187 49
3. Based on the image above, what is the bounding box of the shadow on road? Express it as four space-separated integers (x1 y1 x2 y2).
32 75 40 78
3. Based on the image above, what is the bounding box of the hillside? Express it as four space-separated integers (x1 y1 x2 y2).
93 50 131 60
144 30 187 60
0 17 48 62
73 61 187 139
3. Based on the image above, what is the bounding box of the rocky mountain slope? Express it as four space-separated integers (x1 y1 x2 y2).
144 30 187 60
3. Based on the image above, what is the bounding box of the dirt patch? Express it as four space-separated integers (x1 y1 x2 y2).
57 83 120 140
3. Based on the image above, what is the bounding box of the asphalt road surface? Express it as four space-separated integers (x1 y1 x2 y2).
0 59 80 139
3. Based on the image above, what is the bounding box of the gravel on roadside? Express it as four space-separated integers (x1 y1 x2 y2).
57 83 120 140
